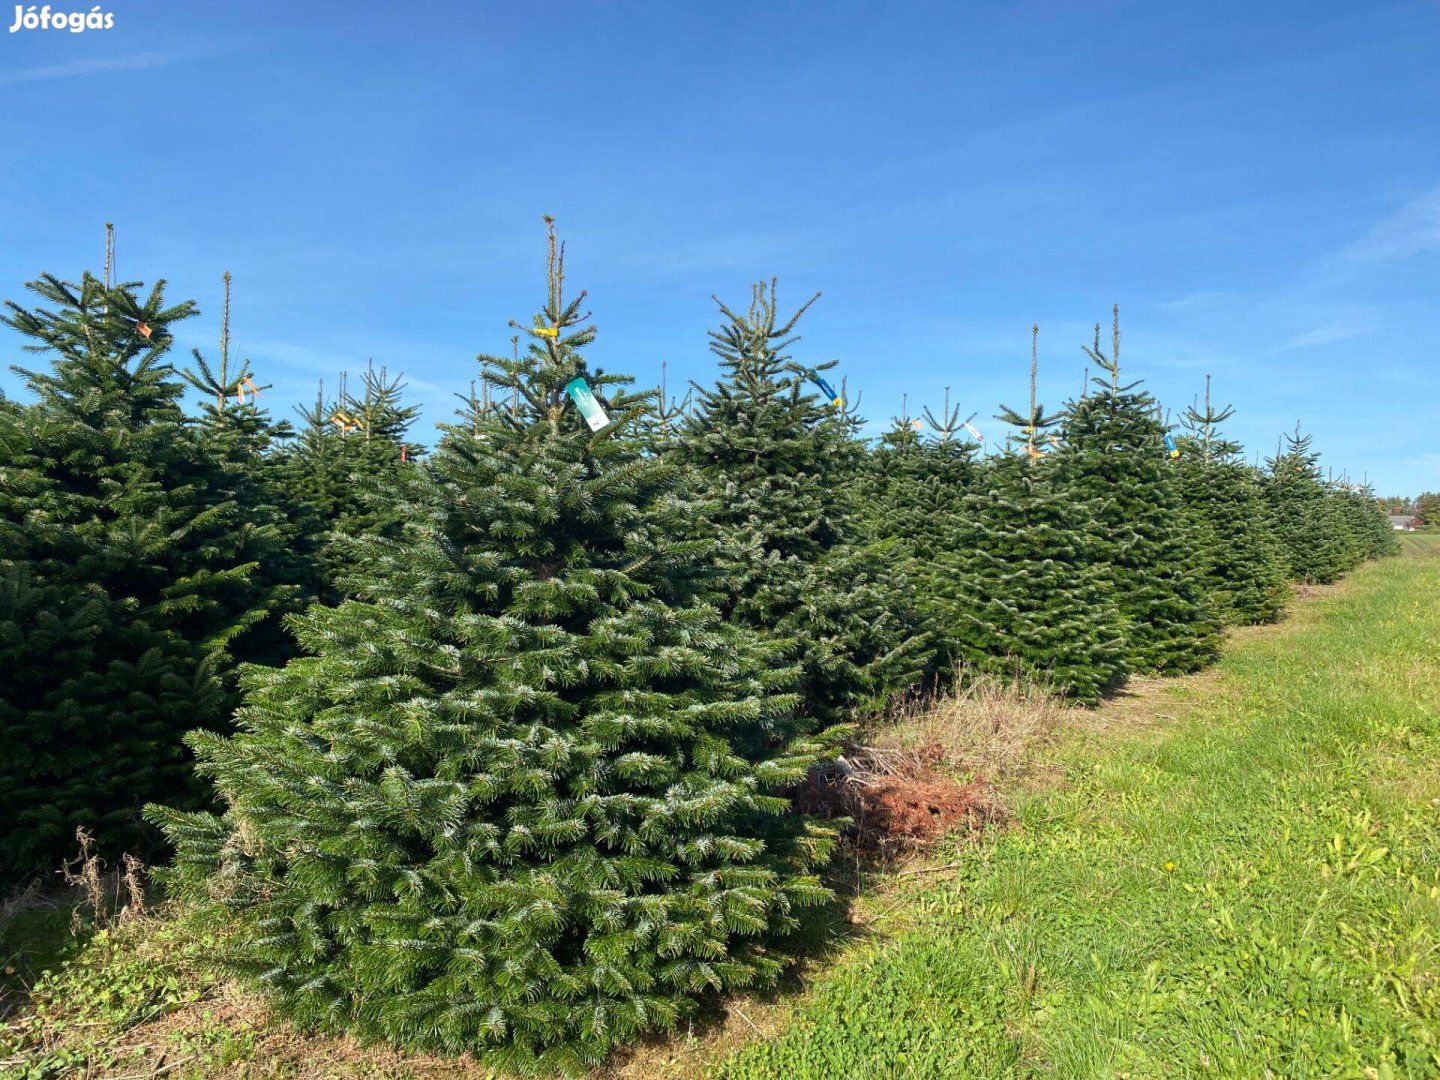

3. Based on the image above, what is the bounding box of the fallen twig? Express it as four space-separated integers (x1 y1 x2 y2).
896 861 964 878
731 1006 762 1035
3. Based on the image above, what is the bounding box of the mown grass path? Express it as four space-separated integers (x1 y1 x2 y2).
720 542 1440 1079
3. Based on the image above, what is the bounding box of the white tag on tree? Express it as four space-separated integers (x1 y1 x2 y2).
565 377 610 431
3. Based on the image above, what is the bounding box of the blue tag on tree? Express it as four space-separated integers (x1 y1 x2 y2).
808 372 842 406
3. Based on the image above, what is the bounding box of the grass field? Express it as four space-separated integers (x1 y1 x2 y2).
716 535 1440 1078
3 539 1437 1079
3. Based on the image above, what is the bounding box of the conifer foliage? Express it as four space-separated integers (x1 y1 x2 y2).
675 283 928 722
181 272 311 663
1055 309 1221 675
0 272 289 877
0 227 1403 1070
1340 482 1400 563
151 226 841 1076
1174 377 1288 625
275 363 424 601
1266 426 1396 583
942 330 1127 702
861 394 982 669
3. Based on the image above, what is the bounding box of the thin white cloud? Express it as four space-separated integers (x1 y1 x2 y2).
239 339 357 378
1334 185 1440 263
1156 290 1230 311
239 338 459 405
0 52 181 87
1282 317 1373 350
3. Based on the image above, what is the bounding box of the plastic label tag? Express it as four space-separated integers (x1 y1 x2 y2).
565 377 610 431
808 373 842 406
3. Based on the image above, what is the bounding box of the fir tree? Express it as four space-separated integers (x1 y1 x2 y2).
1054 308 1220 674
1265 426 1356 584
272 363 423 601
182 272 311 662
1334 477 1399 563
943 328 1127 702
1174 376 1288 625
150 225 840 1076
674 281 929 722
0 270 286 876
182 273 289 454
636 360 693 452
864 391 981 543
862 392 981 671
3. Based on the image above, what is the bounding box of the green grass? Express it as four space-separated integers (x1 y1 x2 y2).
1399 532 1440 557
0 907 84 1019
0 916 233 1080
719 552 1440 1079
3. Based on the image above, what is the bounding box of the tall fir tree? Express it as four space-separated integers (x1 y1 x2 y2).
942 328 1127 702
0 270 287 876
182 272 311 662
1174 376 1289 625
674 281 929 722
150 225 841 1076
1054 308 1221 674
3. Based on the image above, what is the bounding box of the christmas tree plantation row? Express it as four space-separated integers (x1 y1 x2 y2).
0 227 1395 1075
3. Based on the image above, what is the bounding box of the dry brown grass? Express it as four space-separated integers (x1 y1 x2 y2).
791 670 1065 859
866 668 1068 782
59 828 150 932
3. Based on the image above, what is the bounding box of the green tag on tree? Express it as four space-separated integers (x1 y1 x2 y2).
565 376 610 431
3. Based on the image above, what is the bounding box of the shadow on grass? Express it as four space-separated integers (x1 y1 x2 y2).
0 893 91 1022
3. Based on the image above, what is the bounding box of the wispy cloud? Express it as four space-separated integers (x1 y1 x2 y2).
1281 317 1374 350
1333 184 1440 263
0 52 183 87
239 338 463 406
1156 290 1231 311
239 339 358 378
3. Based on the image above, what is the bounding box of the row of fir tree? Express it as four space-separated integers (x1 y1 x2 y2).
0 227 1395 1074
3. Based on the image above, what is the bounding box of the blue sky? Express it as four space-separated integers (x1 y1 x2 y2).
1 0 1437 493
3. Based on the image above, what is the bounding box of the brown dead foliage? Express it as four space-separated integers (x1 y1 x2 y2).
795 670 1064 854
795 745 1001 854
